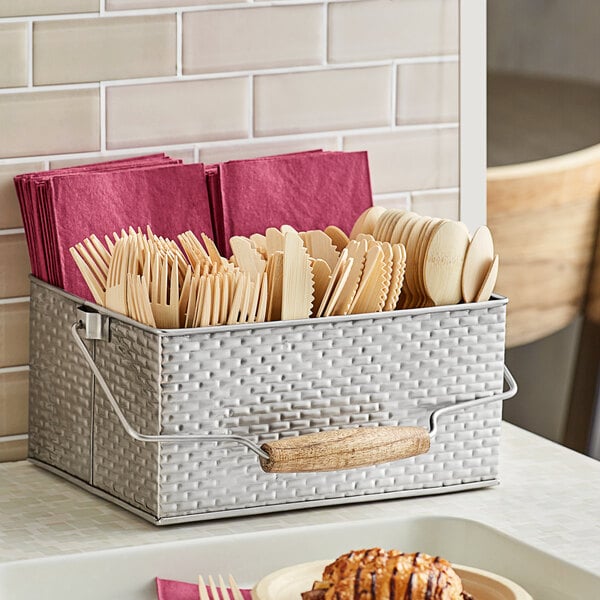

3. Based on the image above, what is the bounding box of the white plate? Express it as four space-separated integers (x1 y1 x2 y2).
252 559 533 600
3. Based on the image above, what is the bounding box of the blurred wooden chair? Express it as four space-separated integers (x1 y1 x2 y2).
487 143 600 452
487 143 600 348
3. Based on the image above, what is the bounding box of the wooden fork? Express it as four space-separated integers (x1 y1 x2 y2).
198 574 244 600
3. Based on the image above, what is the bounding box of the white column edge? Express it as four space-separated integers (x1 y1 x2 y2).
459 0 487 232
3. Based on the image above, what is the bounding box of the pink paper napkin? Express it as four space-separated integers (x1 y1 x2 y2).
156 578 252 600
211 150 373 256
51 163 213 299
14 156 214 301
14 154 177 293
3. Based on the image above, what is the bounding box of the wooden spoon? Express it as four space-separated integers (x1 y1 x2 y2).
475 254 499 302
415 218 441 307
351 206 387 239
462 225 495 303
423 220 470 306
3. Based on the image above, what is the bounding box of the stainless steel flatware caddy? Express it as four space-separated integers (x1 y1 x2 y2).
28 277 516 525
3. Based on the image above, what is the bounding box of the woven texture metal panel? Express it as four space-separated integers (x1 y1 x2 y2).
93 320 161 515
28 280 94 482
157 306 505 517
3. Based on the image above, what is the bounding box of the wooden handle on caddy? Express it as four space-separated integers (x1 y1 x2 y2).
259 426 431 473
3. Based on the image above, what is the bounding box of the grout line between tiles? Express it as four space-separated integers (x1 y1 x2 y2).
26 21 33 87
336 136 344 151
372 192 413 201
0 296 30 305
321 2 328 65
406 187 460 198
0 1 344 23
0 365 29 375
372 188 460 203
0 228 25 236
390 62 397 128
0 82 99 95
193 146 201 163
0 434 28 443
103 59 395 86
0 55 460 96
176 10 183 77
100 83 106 152
0 123 460 166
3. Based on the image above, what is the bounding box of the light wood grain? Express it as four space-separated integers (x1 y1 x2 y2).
281 232 313 320
423 221 469 306
330 239 367 316
259 426 430 473
324 225 349 251
266 252 284 321
349 244 385 314
475 254 499 302
350 206 386 239
385 243 406 311
462 226 495 303
488 144 600 347
310 259 331 318
266 227 285 256
305 230 340 271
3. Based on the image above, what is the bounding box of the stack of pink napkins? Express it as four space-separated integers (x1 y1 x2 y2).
208 150 373 256
14 154 212 301
15 150 373 301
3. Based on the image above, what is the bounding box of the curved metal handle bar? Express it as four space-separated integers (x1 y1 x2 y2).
70 322 270 460
429 366 517 437
71 319 516 462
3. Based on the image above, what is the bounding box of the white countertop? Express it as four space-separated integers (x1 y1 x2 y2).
2 423 600 574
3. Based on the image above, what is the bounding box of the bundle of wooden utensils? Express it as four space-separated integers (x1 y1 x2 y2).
353 207 499 307
70 207 498 329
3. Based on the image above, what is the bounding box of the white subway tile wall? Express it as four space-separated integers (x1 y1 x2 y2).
182 7 324 75
396 60 459 125
0 0 460 460
343 128 459 194
33 15 177 85
0 88 101 158
0 23 28 88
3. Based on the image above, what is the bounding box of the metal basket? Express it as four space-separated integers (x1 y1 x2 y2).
27 277 516 525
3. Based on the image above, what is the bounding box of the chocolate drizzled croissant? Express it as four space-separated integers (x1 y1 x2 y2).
301 549 474 600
